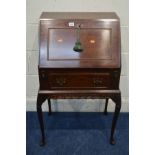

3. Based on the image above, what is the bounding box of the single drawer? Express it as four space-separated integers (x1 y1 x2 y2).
48 72 111 89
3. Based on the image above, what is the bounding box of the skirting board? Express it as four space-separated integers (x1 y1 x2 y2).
26 97 129 112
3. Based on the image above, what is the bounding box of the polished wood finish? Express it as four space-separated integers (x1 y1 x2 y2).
39 69 119 90
37 12 121 146
39 12 120 68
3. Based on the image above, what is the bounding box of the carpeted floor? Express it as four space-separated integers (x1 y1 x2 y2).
26 112 129 155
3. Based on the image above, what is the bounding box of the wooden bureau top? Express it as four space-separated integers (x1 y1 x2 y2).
39 12 121 69
40 12 119 21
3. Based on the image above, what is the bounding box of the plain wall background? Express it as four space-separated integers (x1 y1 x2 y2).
26 0 129 112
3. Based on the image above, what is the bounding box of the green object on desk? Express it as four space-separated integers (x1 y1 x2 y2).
73 25 83 52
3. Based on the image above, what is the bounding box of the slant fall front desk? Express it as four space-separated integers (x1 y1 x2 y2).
37 12 121 146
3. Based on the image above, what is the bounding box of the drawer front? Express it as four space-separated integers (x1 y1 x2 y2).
47 73 112 89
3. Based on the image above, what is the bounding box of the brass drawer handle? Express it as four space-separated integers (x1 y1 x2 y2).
56 78 66 86
93 78 103 86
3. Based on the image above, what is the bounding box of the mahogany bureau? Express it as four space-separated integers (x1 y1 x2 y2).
37 12 121 146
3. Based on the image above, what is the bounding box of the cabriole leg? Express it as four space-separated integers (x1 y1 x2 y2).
110 93 121 145
37 94 46 146
48 99 52 116
104 98 109 115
